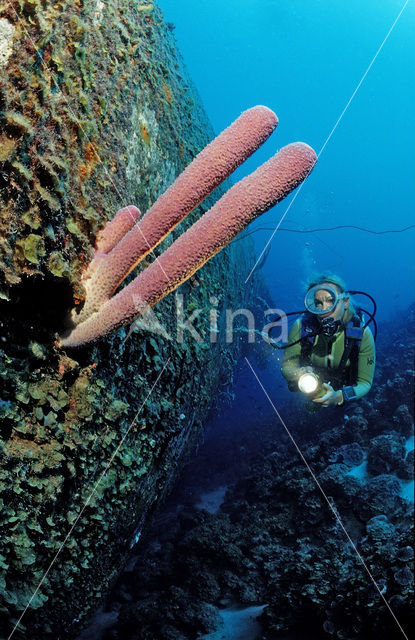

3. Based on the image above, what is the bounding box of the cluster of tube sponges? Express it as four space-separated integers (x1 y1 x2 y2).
60 106 317 348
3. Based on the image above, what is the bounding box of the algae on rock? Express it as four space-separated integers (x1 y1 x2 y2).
0 1 268 638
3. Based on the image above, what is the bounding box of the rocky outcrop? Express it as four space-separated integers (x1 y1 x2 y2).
0 2 269 638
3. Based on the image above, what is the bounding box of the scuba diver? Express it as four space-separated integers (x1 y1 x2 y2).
281 274 376 408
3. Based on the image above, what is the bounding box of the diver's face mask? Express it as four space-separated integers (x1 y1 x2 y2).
304 284 346 315
304 284 346 336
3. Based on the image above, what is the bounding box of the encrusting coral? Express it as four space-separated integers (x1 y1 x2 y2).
60 106 317 347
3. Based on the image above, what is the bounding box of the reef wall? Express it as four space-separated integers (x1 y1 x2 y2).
0 2 267 637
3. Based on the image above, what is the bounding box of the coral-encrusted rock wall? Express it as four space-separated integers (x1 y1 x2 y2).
0 2 266 638
0 0 215 295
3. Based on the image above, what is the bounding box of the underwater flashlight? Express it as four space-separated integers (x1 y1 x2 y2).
298 371 321 395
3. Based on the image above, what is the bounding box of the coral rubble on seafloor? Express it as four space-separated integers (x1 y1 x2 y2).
87 307 414 640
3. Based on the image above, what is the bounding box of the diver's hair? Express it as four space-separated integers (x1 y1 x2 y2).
306 272 347 292
305 272 357 319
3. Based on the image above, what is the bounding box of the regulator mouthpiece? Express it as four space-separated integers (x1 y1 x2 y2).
298 371 320 394
320 316 341 337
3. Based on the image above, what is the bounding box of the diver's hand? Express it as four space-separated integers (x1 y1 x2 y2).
312 383 343 407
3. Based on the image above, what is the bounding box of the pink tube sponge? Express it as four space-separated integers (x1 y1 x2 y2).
74 106 278 326
83 205 142 282
95 205 142 254
60 141 317 348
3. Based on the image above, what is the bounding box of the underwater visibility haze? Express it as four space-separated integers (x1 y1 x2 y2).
0 1 414 639
160 0 415 322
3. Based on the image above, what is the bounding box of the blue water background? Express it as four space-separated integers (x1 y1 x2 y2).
158 0 415 323
156 0 415 511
